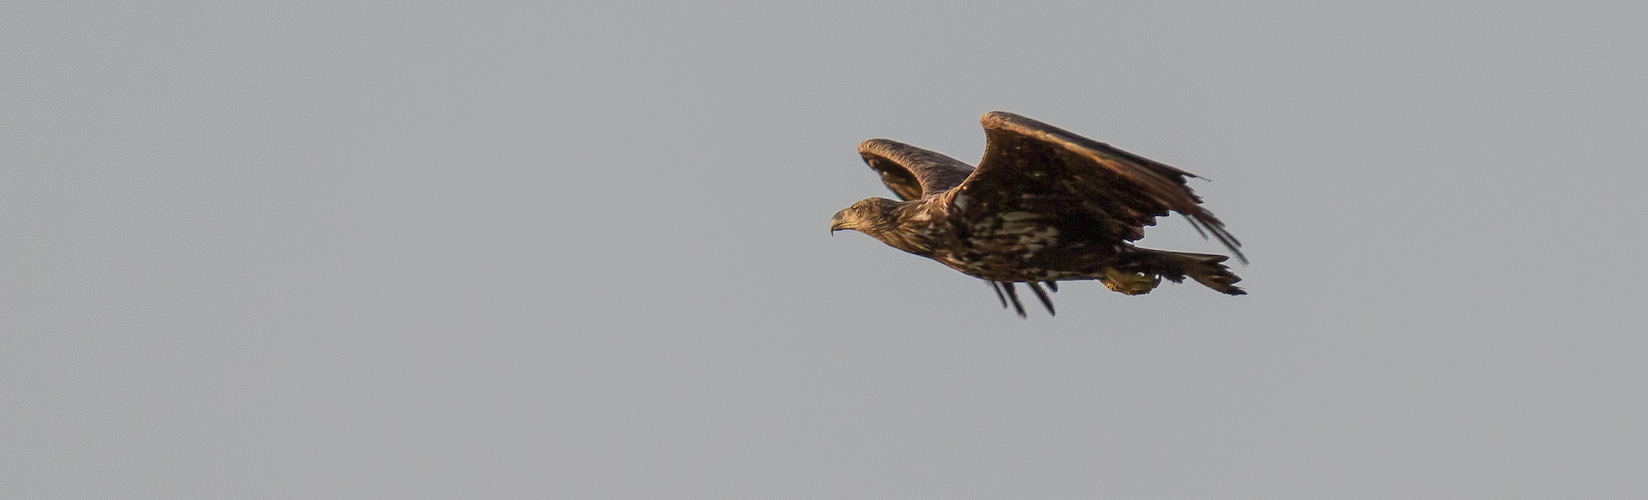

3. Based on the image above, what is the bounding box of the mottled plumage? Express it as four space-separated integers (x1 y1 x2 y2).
830 111 1246 317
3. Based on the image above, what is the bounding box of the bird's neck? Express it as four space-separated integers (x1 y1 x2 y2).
866 202 945 257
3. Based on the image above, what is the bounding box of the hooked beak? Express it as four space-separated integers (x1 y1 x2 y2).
829 210 849 235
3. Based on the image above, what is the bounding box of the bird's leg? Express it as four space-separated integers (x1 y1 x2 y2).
1026 281 1056 316
1043 281 1057 293
1100 267 1162 295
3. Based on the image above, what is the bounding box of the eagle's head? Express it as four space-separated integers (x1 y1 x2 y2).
830 197 902 236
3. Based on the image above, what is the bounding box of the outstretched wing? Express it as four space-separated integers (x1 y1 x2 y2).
954 111 1244 263
858 139 975 201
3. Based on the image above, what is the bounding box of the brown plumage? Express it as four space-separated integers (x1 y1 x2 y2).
830 111 1246 317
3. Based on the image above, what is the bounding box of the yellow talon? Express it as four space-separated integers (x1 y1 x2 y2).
1101 267 1161 295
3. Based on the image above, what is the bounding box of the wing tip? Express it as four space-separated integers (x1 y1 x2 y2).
1183 214 1248 265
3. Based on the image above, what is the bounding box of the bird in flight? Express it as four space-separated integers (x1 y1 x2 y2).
830 111 1246 317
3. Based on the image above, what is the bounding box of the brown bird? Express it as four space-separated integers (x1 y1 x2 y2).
830 111 1246 317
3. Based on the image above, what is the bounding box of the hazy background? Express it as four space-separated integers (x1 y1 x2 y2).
5 2 1645 497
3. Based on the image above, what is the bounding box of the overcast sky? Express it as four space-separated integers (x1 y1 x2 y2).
5 2 1646 498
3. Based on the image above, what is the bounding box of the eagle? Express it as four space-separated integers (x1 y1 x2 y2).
830 111 1246 317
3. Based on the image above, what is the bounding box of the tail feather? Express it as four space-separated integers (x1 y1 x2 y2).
1113 249 1246 296
1162 251 1245 295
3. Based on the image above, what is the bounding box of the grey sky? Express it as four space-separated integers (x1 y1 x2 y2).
4 2 1645 498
